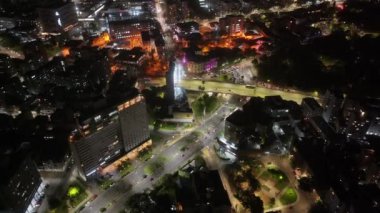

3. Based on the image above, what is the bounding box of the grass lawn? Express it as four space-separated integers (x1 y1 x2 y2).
259 170 271 181
259 167 289 191
280 187 298 205
157 156 168 164
120 165 135 177
138 148 153 161
99 179 114 190
160 122 177 130
144 161 163 175
267 168 289 191
67 184 88 207
119 160 134 177
275 180 289 191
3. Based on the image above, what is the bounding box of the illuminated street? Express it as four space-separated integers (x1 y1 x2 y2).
0 46 24 59
1 1 380 213
81 104 235 212
179 79 317 104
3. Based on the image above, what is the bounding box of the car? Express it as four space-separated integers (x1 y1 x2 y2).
143 175 147 178
150 177 154 181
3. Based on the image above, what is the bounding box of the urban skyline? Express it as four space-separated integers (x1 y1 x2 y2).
0 0 380 213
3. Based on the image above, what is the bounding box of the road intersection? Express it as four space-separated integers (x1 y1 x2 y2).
81 104 234 213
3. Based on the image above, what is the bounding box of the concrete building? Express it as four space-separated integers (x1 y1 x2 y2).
117 95 150 152
108 19 156 39
366 117 380 137
0 156 45 213
175 21 200 38
166 0 190 24
302 97 323 118
184 57 218 74
223 96 302 155
114 48 147 66
38 2 78 33
69 95 150 179
219 15 245 36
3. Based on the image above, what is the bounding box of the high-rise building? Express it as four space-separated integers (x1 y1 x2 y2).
165 60 176 104
37 2 78 33
69 95 150 179
118 96 150 152
301 97 323 118
167 0 190 24
0 156 45 213
219 15 245 36
108 19 156 39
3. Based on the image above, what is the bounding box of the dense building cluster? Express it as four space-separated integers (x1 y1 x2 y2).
221 90 380 212
0 0 380 212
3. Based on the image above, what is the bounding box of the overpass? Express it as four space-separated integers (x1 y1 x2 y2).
179 79 318 104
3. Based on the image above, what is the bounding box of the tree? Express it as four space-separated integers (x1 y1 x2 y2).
309 202 330 213
48 198 61 209
127 193 156 213
299 177 314 192
236 190 264 213
246 174 261 192
248 196 264 213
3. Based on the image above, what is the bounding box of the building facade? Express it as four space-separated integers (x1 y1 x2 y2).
38 2 78 33
219 15 245 36
70 95 150 179
0 157 45 213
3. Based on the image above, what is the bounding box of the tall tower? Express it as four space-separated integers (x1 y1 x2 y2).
165 59 185 104
165 60 175 104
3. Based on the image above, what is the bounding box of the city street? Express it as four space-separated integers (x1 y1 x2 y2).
0 46 24 59
81 104 234 213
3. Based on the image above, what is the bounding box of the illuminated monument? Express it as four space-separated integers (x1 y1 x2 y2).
166 59 185 103
164 59 193 122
